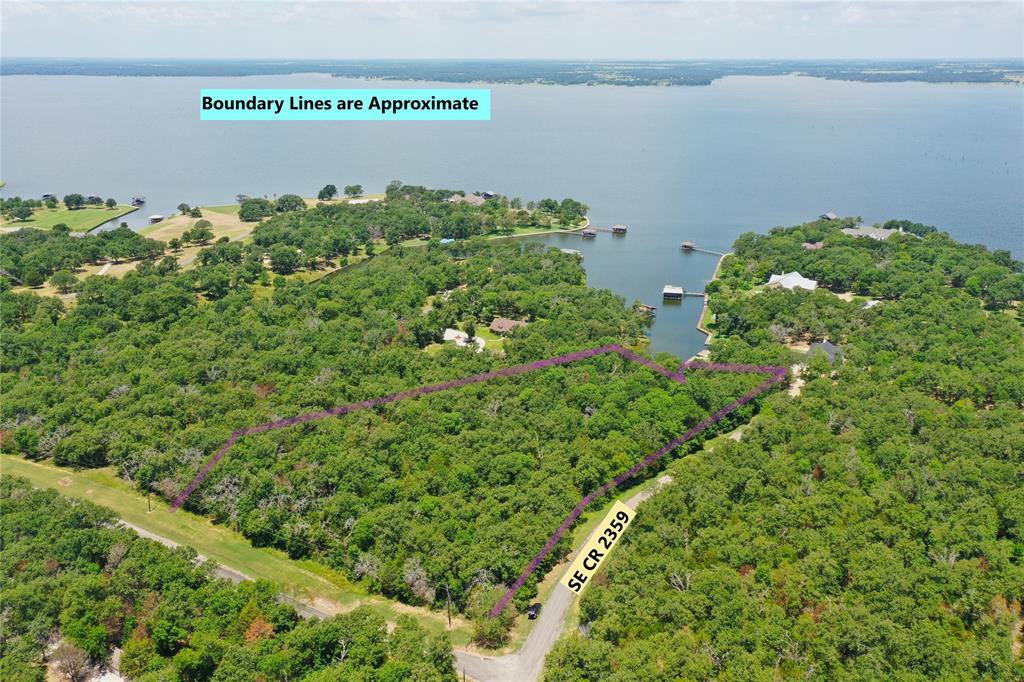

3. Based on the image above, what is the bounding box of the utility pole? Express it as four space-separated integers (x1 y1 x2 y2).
445 584 453 628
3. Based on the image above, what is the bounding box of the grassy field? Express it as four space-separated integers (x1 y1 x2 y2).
1 455 474 645
0 204 138 232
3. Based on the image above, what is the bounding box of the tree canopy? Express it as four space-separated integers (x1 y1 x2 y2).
545 218 1024 681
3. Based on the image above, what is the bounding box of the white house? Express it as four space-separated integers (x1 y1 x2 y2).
841 226 900 241
766 272 818 291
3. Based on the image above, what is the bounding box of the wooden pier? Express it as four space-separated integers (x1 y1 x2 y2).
571 225 628 235
681 241 725 257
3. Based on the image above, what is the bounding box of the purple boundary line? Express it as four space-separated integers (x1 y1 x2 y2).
487 361 785 617
166 342 784 619
172 343 622 509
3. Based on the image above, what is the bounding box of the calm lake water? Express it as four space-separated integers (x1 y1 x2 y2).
2 74 1021 358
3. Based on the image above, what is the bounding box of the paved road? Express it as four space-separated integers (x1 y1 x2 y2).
453 474 674 682
455 585 574 682
120 520 331 618
122 474 680 682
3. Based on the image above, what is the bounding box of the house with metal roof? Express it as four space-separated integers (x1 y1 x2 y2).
766 272 818 291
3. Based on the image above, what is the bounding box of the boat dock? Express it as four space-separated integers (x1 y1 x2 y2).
566 224 627 237
681 241 725 256
587 224 628 234
662 285 704 300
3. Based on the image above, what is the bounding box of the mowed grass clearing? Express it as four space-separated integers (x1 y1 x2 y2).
1 455 474 645
0 204 138 232
137 205 254 270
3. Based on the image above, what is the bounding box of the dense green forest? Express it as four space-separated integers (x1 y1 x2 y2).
0 226 165 286
1 220 771 646
545 218 1024 680
0 476 455 681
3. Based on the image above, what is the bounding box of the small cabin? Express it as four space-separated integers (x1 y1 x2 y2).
148 215 164 224
681 241 696 250
612 224 628 234
480 191 498 200
820 212 839 221
662 285 684 300
580 229 597 238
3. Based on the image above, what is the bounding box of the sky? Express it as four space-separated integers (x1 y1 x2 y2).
1 1 1022 60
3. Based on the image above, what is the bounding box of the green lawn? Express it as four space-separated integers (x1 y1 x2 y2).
1 204 138 232
473 327 507 351
702 305 716 329
1 455 473 645
203 204 242 216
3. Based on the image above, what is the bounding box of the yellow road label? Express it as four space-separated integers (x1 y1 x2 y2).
561 501 634 595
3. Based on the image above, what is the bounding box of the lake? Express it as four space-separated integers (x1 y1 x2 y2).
2 73 1021 358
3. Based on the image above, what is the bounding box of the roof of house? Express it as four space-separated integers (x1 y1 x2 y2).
446 193 486 206
663 285 685 296
802 241 825 250
443 328 485 352
820 212 839 220
841 226 899 241
766 272 818 291
809 340 841 361
489 318 528 334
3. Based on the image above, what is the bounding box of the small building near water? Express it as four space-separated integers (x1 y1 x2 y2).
612 224 628 234
580 229 597 238
148 215 164 224
663 285 685 300
681 241 696 250
559 248 581 255
820 212 839 221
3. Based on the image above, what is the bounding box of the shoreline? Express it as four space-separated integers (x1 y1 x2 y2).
497 215 589 240
696 251 731 346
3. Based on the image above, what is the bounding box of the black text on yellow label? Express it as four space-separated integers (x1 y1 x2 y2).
561 501 633 594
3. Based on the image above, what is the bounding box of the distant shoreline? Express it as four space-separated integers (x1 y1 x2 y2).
3 58 1021 88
